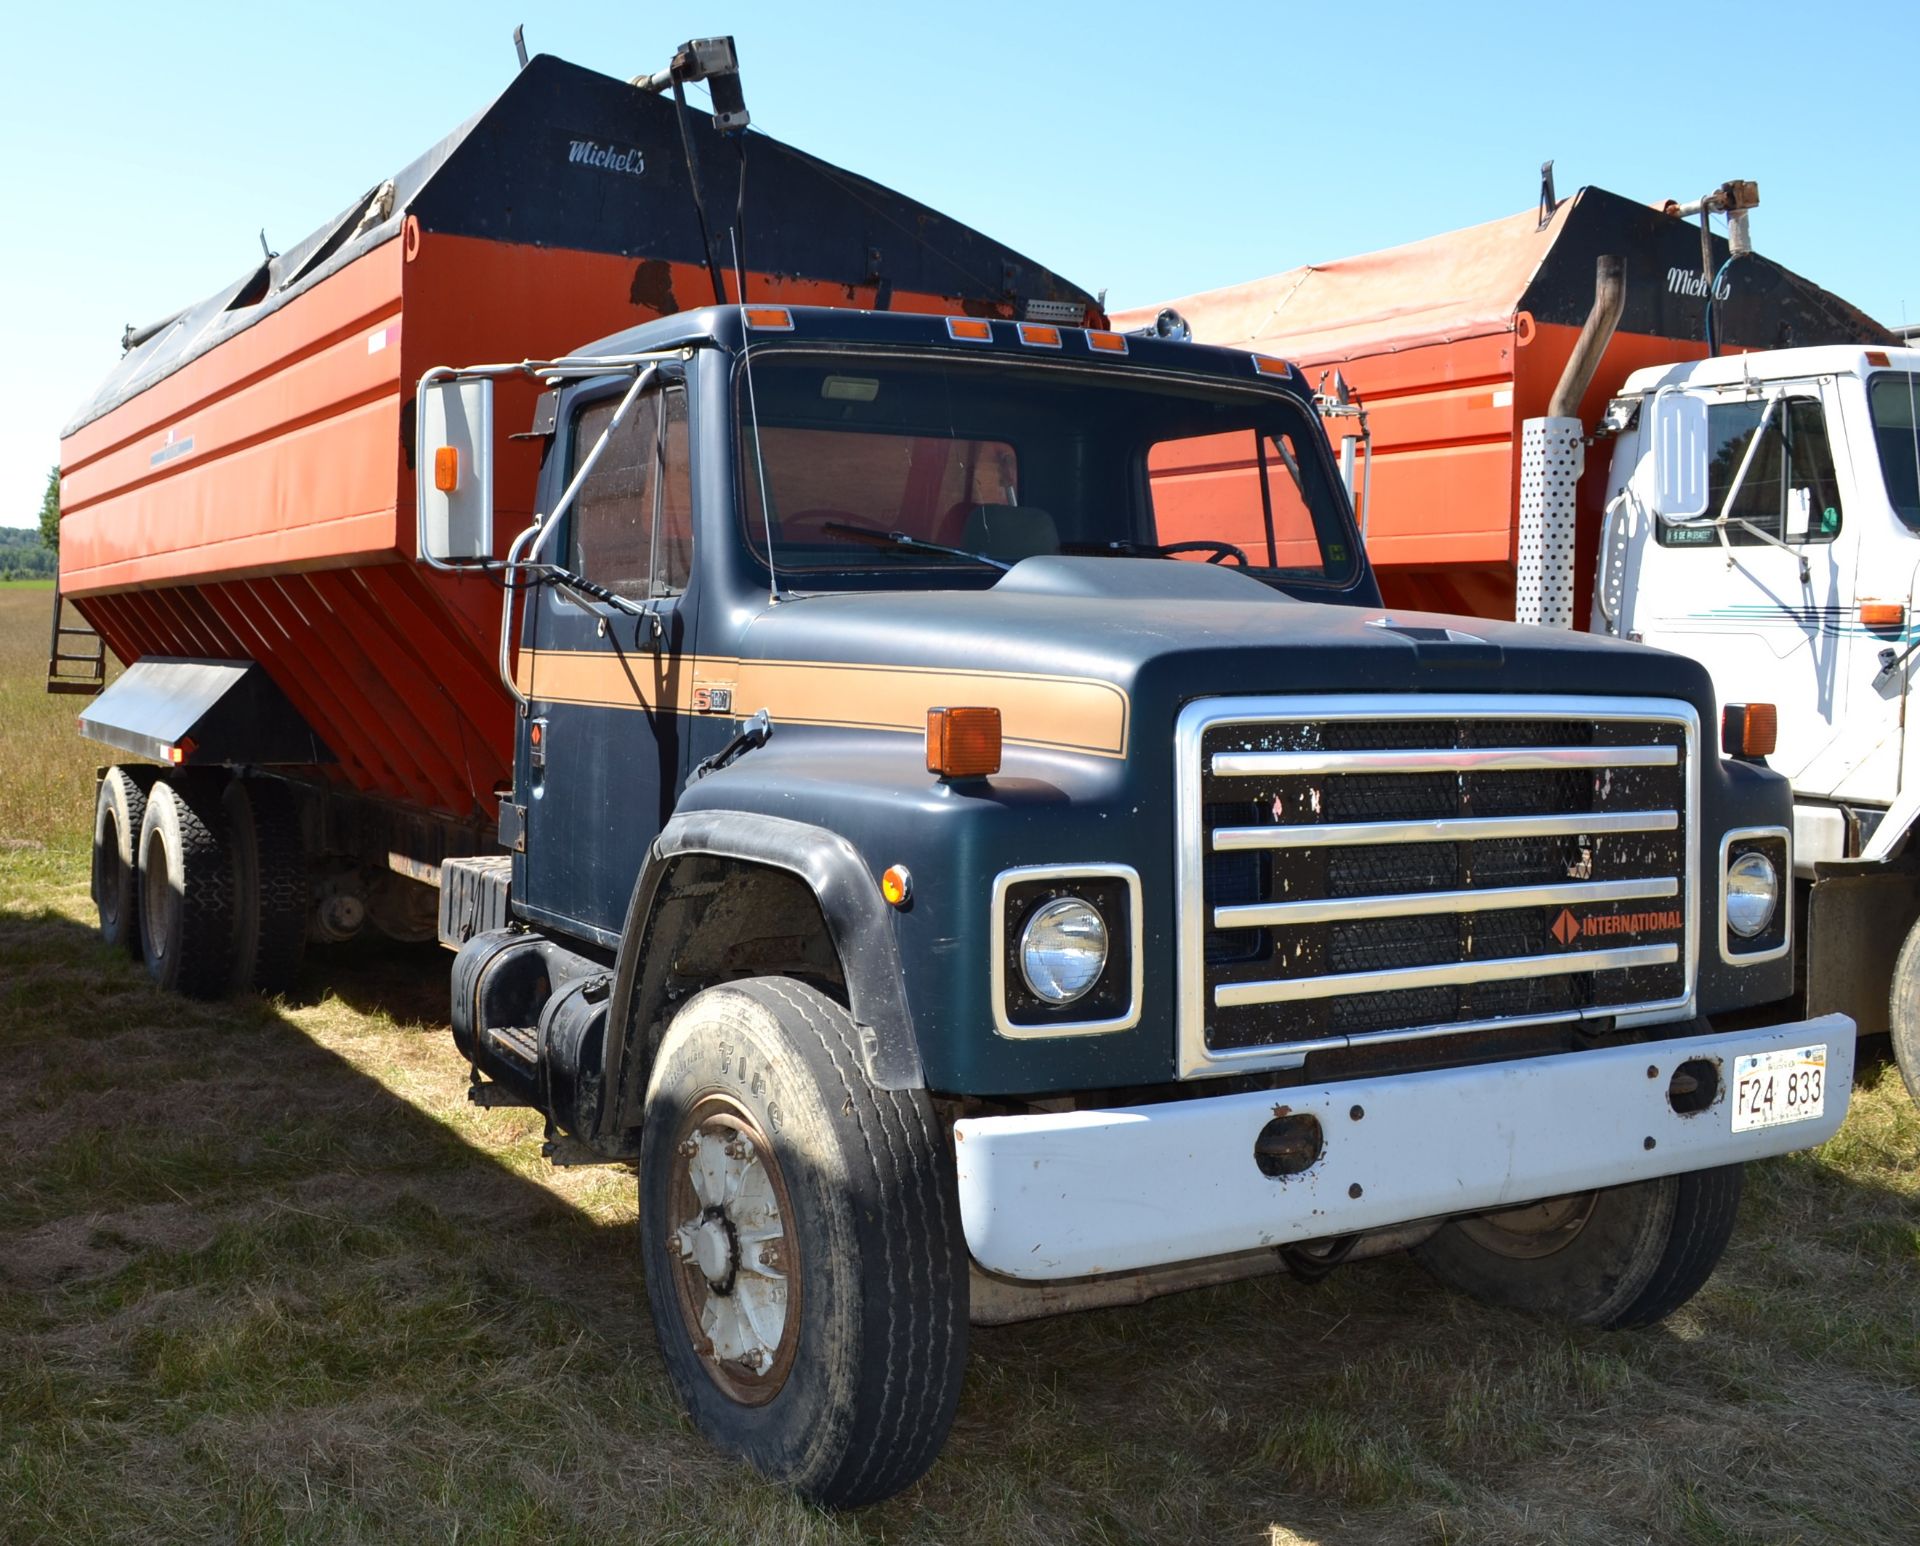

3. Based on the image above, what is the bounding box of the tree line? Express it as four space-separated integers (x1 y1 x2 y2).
1 467 60 579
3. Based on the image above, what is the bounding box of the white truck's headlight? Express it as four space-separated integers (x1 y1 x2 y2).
1020 897 1109 1003
1725 851 1780 938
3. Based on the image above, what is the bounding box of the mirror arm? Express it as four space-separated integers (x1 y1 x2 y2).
1711 393 1779 531
498 523 539 710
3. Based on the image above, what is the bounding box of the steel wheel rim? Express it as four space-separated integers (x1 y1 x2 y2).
1454 1191 1602 1259
665 1091 802 1406
141 827 172 962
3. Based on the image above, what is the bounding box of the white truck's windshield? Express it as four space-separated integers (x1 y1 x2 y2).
737 352 1359 592
1870 372 1920 532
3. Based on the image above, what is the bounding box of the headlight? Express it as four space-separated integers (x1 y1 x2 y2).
1020 897 1109 1003
1725 851 1780 938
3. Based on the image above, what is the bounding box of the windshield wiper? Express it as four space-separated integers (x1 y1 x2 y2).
821 522 1010 572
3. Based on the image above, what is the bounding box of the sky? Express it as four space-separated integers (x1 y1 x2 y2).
3 0 1915 531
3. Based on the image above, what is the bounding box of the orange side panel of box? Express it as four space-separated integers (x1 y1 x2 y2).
61 244 408 595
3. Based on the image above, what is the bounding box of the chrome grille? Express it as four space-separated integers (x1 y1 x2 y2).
1175 696 1697 1078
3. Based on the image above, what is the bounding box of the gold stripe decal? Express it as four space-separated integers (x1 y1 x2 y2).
515 650 1129 758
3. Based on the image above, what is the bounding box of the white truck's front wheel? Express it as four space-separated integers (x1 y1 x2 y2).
638 978 968 1506
1413 1165 1743 1329
1886 916 1920 1106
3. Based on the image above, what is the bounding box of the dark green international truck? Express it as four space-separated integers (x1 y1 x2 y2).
81 301 1854 1504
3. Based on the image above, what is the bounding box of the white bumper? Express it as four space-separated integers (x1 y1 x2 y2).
954 1014 1854 1280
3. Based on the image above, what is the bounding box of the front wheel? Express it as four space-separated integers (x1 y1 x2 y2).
1412 1165 1744 1330
638 978 968 1507
1886 914 1920 1105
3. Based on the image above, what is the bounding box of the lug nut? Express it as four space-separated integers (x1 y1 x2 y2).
677 1136 699 1158
725 1138 751 1162
760 1241 784 1271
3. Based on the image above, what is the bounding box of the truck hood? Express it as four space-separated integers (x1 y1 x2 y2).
731 556 1717 760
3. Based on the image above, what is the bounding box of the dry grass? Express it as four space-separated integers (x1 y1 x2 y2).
0 585 117 849
2 597 1918 1544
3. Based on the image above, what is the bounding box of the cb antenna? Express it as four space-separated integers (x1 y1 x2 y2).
732 229 780 607
512 25 529 70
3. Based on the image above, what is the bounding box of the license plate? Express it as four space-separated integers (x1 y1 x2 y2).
1730 1044 1827 1133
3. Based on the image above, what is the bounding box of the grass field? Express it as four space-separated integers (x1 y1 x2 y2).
2 585 1917 1544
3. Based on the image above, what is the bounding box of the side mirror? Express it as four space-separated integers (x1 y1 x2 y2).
1648 389 1709 519
416 375 495 564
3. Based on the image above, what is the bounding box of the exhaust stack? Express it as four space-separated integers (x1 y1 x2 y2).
1518 255 1626 629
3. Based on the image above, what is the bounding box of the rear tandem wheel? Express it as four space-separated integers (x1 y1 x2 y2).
136 773 238 999
92 765 160 954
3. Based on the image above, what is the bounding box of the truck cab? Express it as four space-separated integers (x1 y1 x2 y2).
1595 345 1920 1092
412 304 1852 1503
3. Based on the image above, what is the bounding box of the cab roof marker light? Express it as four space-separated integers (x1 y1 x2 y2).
1086 329 1128 355
743 306 793 330
1018 323 1062 348
1251 353 1290 377
946 317 993 342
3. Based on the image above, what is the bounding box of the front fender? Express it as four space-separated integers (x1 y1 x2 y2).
602 807 922 1140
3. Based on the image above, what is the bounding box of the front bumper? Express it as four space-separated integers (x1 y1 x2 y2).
954 1014 1854 1280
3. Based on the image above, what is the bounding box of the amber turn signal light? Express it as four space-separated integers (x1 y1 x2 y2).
927 706 1002 779
1722 702 1778 759
433 445 459 493
880 865 912 907
1860 601 1905 629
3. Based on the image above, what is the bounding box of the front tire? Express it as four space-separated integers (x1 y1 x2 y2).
1412 1165 1744 1330
137 774 237 999
638 978 967 1507
1887 915 1920 1105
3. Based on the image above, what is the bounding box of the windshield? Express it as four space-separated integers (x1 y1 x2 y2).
737 351 1360 593
1870 372 1920 532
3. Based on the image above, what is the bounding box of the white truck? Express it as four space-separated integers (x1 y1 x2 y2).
1591 345 1920 1098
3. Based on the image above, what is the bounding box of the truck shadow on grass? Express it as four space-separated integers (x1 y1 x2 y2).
3 899 1918 1546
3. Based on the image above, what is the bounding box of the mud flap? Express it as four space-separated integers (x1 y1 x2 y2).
1806 862 1920 1035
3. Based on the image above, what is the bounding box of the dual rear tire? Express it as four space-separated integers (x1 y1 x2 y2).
92 766 306 998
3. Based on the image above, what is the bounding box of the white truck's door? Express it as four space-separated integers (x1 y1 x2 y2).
1861 369 1920 815
1818 371 1912 808
1616 383 1855 788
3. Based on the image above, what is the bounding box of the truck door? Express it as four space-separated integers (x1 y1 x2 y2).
1620 385 1853 789
1851 368 1920 814
517 373 697 942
